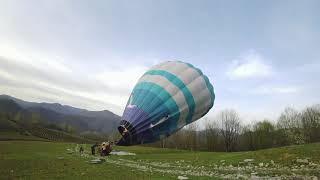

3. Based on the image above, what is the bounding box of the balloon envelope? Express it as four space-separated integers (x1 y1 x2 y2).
117 61 215 145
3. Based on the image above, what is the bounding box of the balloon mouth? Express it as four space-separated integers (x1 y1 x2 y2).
116 120 136 146
117 125 126 134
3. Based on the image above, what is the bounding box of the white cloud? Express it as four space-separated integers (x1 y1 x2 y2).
227 51 273 79
0 44 72 75
94 65 147 91
0 41 165 116
252 86 300 95
0 47 151 115
297 61 320 73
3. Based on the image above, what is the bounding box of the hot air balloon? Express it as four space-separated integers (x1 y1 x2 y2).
117 61 215 146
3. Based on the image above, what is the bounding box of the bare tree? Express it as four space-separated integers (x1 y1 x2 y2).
241 124 255 151
185 122 198 151
204 118 219 151
169 129 187 149
301 105 320 143
277 107 304 144
218 109 241 152
253 120 275 149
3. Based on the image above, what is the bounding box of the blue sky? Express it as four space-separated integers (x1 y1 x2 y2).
0 0 319 124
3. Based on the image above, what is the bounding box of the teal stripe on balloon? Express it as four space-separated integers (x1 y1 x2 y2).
132 88 167 116
133 82 180 131
143 70 196 124
184 62 215 108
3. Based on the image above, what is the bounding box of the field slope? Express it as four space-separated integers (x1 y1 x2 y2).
0 141 320 179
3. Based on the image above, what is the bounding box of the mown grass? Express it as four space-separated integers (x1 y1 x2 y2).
0 141 179 180
1 141 320 179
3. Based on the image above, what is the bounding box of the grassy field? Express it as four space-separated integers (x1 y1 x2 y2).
0 117 95 143
1 141 320 179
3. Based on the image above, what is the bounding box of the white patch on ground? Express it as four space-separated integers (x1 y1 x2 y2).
110 151 136 156
177 175 188 179
88 158 106 164
244 159 255 163
57 156 64 160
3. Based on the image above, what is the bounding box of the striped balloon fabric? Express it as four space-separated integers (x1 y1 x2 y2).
117 61 215 146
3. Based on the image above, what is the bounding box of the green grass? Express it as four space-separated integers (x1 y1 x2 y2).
0 141 173 180
1 141 320 179
0 117 94 143
0 131 45 141
27 126 94 143
0 119 94 144
114 143 320 166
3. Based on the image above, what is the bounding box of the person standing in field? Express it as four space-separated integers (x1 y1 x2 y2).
79 145 84 155
91 142 98 155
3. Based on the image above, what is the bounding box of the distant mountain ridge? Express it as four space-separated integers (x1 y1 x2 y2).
0 94 118 117
0 95 121 134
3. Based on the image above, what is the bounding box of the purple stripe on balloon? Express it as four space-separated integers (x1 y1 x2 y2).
122 106 150 133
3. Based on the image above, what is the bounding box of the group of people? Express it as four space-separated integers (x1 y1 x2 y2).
93 141 113 156
79 141 113 156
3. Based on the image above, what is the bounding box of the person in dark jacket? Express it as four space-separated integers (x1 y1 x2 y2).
91 142 98 155
79 146 84 155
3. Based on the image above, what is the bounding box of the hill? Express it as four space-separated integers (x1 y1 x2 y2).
0 95 121 134
0 110 95 143
0 141 319 179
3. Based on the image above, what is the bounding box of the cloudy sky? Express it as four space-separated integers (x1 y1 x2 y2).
0 0 319 124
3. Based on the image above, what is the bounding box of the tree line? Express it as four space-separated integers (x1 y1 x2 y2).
150 104 320 152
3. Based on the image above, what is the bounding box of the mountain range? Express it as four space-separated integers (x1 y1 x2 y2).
0 95 121 134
